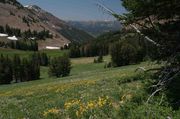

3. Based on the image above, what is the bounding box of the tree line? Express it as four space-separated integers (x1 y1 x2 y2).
0 40 38 51
23 29 53 40
0 52 71 84
0 25 53 40
68 32 116 58
0 54 40 84
69 31 146 67
0 52 49 84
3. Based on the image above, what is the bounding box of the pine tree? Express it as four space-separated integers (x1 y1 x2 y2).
49 56 71 77
0 55 13 84
5 24 12 35
30 53 40 80
0 26 4 33
110 42 138 67
40 52 49 66
13 54 21 83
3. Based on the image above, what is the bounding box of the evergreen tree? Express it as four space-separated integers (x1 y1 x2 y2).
30 53 40 80
39 52 49 66
5 24 12 35
0 55 13 84
69 44 81 58
49 56 71 77
0 41 5 47
110 42 138 67
9 41 15 49
106 0 180 108
0 0 5 3
13 54 21 83
0 26 4 33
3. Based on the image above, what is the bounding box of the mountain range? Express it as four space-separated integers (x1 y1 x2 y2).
0 0 94 49
67 21 122 37
0 0 122 49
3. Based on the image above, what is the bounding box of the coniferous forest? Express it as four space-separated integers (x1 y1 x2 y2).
0 54 40 84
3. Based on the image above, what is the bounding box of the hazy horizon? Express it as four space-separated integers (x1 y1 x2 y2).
18 0 126 21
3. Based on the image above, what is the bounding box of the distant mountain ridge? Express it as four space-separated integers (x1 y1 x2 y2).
0 1 94 49
26 5 94 43
67 21 122 37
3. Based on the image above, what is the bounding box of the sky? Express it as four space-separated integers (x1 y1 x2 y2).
18 0 126 21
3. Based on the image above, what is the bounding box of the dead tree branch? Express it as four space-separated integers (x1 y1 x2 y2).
96 2 160 46
146 88 163 103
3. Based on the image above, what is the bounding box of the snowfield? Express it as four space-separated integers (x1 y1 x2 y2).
0 33 8 37
46 46 60 50
7 36 18 41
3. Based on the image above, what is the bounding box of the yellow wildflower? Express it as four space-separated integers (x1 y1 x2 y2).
43 108 60 117
64 96 112 117
64 99 80 109
87 101 95 109
76 110 80 117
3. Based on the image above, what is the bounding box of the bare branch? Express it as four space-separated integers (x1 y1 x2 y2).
159 94 164 105
148 16 156 30
146 68 161 72
96 2 115 15
96 3 160 47
130 24 160 46
133 21 150 30
135 67 146 72
146 88 162 103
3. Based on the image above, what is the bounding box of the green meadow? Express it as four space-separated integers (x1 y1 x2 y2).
0 49 179 119
0 48 68 58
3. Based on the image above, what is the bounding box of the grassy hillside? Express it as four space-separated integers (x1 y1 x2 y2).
0 53 179 119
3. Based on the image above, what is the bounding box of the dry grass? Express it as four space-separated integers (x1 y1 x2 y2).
71 55 111 65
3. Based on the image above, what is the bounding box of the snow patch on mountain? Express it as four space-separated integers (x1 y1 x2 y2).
24 5 42 12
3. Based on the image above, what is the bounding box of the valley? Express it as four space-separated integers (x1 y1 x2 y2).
0 0 179 119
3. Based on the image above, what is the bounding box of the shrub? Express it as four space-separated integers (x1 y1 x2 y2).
49 56 71 77
110 42 138 67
